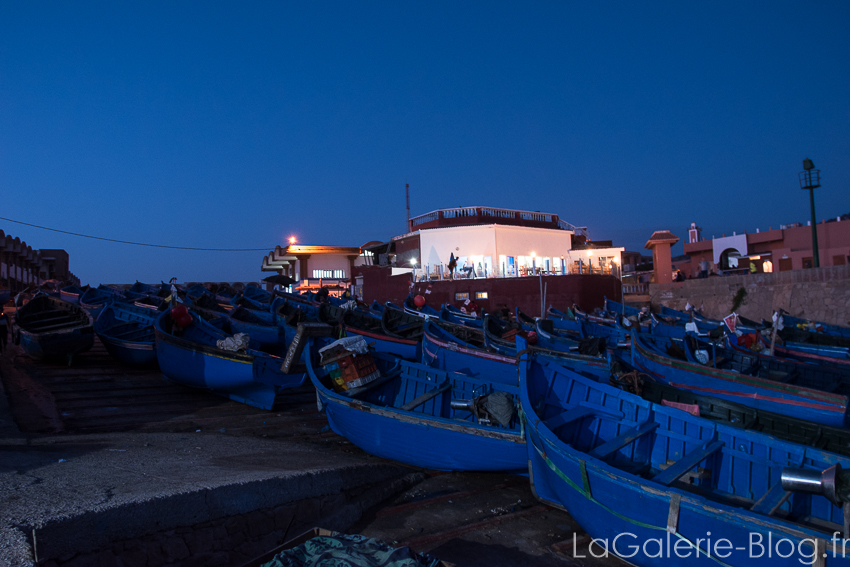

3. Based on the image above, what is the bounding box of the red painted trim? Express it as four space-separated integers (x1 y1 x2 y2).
668 382 845 413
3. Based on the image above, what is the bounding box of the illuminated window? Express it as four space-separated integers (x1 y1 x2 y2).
312 269 345 279
475 292 488 300
455 292 469 301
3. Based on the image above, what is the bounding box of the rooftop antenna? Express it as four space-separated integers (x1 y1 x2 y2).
405 183 411 232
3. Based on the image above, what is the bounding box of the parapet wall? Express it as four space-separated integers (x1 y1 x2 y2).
649 265 850 326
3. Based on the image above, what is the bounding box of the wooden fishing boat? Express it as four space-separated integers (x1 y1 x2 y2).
13 294 94 363
79 285 126 320
94 301 157 366
482 315 610 380
307 340 526 472
779 326 850 349
127 281 167 297
228 305 286 349
609 357 850 457
439 304 483 328
318 302 421 360
603 296 645 318
185 293 230 321
778 311 850 338
59 285 86 305
727 333 850 371
631 332 850 428
421 320 516 384
544 307 582 337
242 285 272 304
519 352 850 566
153 308 304 410
402 296 442 319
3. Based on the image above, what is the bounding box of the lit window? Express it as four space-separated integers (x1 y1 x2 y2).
312 269 345 279
455 292 469 301
475 292 488 300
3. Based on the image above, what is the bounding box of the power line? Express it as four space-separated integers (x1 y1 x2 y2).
0 216 273 251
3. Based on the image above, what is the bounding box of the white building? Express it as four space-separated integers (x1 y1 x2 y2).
371 206 625 279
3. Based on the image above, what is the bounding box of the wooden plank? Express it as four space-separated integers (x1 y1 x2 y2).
652 440 725 486
589 421 660 460
750 481 791 516
400 381 451 412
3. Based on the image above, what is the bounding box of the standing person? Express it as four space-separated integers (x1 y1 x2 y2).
699 259 709 279
447 254 457 280
0 311 8 353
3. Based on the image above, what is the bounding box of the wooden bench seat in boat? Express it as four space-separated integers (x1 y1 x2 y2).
652 440 725 486
589 421 660 460
750 481 791 516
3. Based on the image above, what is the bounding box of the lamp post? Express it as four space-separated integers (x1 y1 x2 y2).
612 256 624 315
798 158 821 268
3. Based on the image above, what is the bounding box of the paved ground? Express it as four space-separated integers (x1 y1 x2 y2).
0 307 626 567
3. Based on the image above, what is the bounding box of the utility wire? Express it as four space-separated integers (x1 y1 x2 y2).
0 216 272 251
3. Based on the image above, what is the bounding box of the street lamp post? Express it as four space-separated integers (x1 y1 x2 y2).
799 158 822 268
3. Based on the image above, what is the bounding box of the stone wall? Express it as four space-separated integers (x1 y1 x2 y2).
649 264 850 325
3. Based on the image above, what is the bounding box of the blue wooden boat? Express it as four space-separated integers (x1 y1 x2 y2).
185 283 210 301
228 305 286 349
482 315 610 381
443 303 483 323
59 285 86 305
153 308 305 410
0 288 10 305
421 320 516 384
779 326 850 350
439 305 484 328
577 317 632 347
79 285 126 320
185 293 230 322
545 307 582 337
729 333 850 372
13 294 94 363
603 296 644 318
318 302 422 360
94 301 157 366
307 340 526 472
779 311 850 339
127 281 167 297
519 352 850 566
242 285 272 303
402 296 442 319
632 332 850 429
213 283 238 304
610 355 850 457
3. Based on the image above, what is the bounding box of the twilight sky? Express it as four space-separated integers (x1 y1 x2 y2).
1 1 848 285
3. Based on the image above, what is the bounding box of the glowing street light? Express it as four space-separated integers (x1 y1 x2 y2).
289 236 297 245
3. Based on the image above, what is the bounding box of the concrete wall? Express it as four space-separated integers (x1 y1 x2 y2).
650 264 850 326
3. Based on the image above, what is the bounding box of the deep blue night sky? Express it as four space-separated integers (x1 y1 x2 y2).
2 2 848 285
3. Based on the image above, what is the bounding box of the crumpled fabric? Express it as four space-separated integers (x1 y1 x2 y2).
261 533 443 567
216 333 250 352
481 391 516 428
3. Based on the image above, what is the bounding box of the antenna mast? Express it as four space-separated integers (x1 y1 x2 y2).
405 183 411 232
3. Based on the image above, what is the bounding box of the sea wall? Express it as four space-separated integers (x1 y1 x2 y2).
649 264 850 326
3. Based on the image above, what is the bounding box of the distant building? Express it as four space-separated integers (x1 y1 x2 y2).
260 244 366 293
0 229 80 293
363 206 624 279
683 214 850 277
